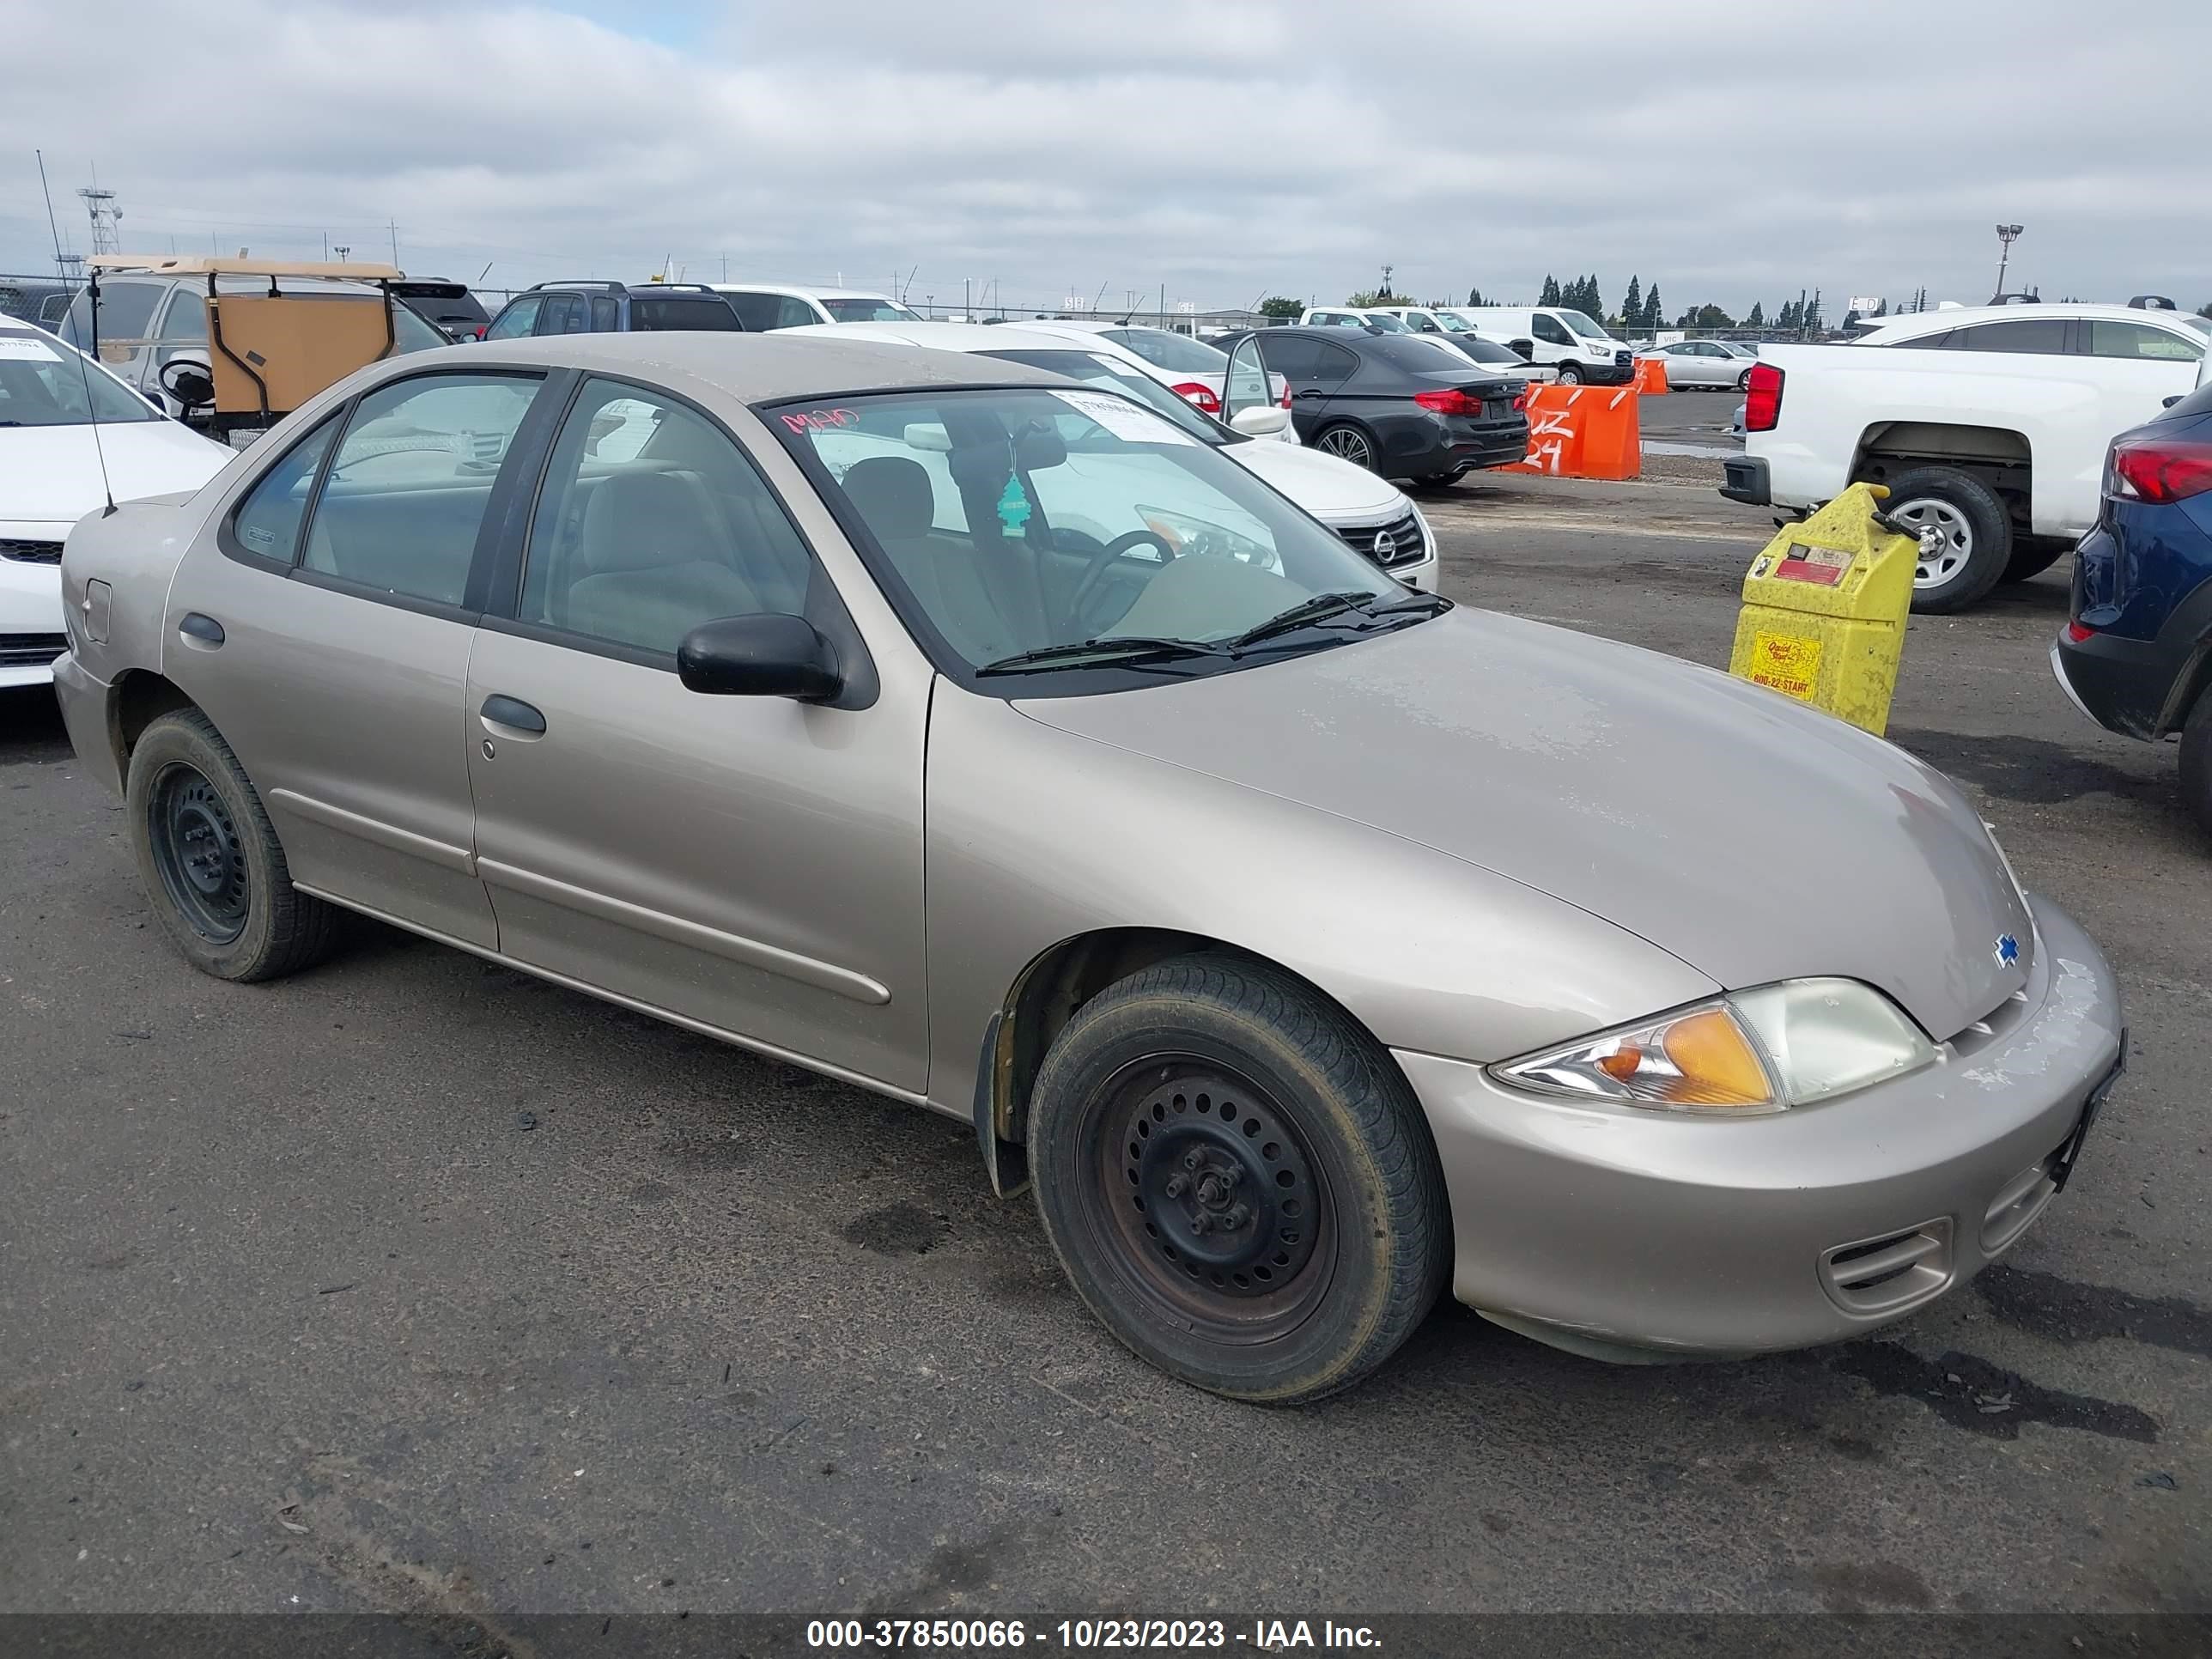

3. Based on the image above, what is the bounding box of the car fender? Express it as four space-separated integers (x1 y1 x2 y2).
922 684 1719 1131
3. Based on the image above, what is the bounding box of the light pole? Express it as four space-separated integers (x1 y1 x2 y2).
1994 224 2023 299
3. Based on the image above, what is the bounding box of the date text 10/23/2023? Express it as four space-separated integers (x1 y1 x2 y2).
805 1618 1382 1650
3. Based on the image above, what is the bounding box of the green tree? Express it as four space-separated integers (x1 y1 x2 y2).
1584 275 1605 324
1804 289 1823 333
1746 301 1765 327
1621 275 1642 328
1540 274 1562 307
2198 300 2212 319
1643 283 1662 329
1870 298 1888 318
1257 296 1304 320
1467 285 1488 307
1690 303 1735 328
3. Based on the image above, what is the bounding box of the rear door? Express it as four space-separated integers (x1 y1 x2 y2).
168 368 553 945
463 374 930 1092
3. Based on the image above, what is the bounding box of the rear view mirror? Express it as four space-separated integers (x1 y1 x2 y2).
678 614 842 702
1012 421 1066 471
1231 406 1291 437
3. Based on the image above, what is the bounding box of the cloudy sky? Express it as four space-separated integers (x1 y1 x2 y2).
6 0 2208 320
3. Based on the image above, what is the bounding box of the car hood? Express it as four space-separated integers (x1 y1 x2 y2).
1018 607 2033 1042
1 421 231 522
1228 439 1405 519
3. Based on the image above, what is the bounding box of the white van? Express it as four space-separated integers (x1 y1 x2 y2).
1366 307 1559 384
1451 307 1633 385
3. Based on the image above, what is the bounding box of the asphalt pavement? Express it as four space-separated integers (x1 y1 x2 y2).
3 468 2206 1637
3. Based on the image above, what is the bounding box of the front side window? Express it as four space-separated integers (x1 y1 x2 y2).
2084 320 2203 362
779 386 1419 683
0 329 161 426
300 373 543 606
519 377 815 654
229 416 341 562
1532 314 1572 345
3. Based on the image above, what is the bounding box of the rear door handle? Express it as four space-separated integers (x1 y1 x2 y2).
1293 388 1326 399
178 611 224 646
479 694 546 736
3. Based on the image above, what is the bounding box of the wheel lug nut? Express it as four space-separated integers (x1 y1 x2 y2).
1164 1174 1187 1198
1224 1204 1249 1231
1191 1213 1212 1236
1184 1152 1200 1170
1222 1164 1243 1188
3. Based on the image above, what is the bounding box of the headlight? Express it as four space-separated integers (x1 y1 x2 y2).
1492 979 1935 1115
1410 504 1435 556
1135 504 1281 573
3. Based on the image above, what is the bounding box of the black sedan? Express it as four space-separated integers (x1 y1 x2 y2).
1214 327 1529 484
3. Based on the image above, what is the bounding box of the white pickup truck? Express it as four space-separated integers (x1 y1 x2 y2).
1723 302 2210 611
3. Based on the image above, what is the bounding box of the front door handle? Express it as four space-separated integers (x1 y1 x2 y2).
480 695 546 736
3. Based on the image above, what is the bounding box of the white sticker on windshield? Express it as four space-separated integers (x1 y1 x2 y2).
1050 387 1200 446
0 335 64 361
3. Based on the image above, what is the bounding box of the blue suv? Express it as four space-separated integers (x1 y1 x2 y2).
2052 368 2212 835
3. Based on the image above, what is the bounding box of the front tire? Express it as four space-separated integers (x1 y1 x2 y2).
1028 956 1449 1404
1881 465 2013 614
1554 364 1583 386
126 709 339 981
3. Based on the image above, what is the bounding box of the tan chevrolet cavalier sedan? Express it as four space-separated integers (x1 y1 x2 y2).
52 334 2125 1401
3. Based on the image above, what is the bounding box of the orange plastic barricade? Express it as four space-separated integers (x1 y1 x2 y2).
1633 356 1669 395
1501 385 1642 481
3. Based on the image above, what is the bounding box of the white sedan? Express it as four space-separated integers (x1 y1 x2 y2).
1 325 232 689
1635 338 1763 390
784 322 1438 589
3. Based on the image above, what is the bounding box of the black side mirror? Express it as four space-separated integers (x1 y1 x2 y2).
2162 395 2185 410
678 614 841 701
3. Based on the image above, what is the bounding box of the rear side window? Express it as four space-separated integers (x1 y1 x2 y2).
2085 320 2203 362
630 296 742 331
1368 335 1473 374
720 291 782 330
1954 319 2068 355
230 416 340 564
299 374 542 606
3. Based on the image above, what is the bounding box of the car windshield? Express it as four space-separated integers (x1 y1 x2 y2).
823 297 923 323
2185 315 2212 340
0 330 160 425
1560 311 1610 339
776 386 1427 688
1107 328 1229 373
1356 313 1409 332
976 349 1229 446
1431 312 1476 331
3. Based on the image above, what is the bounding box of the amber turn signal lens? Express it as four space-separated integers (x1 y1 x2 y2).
1659 1009 1775 1107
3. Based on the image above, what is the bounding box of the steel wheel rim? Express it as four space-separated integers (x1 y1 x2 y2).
1076 1055 1336 1346
1317 427 1374 469
1890 497 1972 586
148 762 249 944
1556 366 1581 384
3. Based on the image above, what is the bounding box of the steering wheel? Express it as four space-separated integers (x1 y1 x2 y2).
158 357 216 408
1064 528 1176 632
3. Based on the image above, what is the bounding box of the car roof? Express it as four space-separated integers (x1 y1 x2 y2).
438 331 1069 401
783 320 1109 353
1862 302 2206 339
708 283 898 302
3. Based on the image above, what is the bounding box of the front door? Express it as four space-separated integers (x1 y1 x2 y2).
171 368 550 947
464 375 930 1093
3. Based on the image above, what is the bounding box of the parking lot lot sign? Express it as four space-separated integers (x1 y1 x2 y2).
1728 482 1917 735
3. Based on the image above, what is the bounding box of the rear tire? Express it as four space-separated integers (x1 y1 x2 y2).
1881 465 2013 614
126 709 340 982
1027 955 1450 1404
2180 690 2212 841
1312 422 1378 472
1736 368 1753 392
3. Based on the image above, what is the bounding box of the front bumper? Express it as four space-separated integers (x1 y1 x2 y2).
1563 358 1633 386
1397 892 2124 1361
51 651 125 796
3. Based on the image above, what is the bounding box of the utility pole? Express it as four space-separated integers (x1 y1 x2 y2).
720 252 729 283
386 217 399 269
964 276 971 319
1994 223 2023 299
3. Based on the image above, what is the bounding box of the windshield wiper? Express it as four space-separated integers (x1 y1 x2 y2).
1227 587 1450 653
975 635 1231 677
